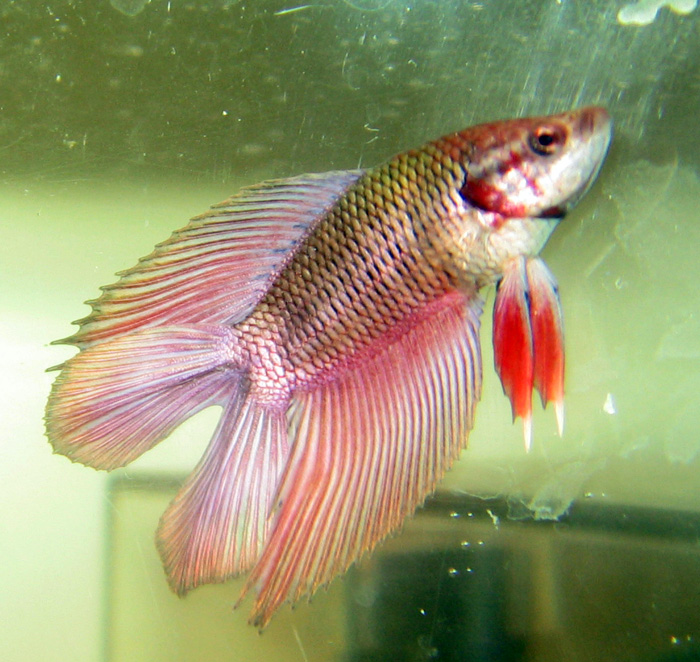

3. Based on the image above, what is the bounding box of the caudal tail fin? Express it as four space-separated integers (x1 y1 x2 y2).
45 324 240 470
46 322 290 589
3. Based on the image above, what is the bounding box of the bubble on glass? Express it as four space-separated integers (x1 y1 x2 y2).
110 0 150 17
603 393 617 415
617 0 697 26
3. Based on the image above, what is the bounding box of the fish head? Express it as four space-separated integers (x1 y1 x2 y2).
451 108 611 443
444 106 612 281
459 106 612 222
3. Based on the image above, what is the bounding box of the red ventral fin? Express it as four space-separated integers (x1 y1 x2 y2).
45 324 240 470
493 257 565 450
527 258 565 436
238 291 484 629
493 257 534 449
58 171 363 350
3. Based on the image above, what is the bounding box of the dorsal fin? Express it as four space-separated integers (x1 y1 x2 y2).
58 170 363 349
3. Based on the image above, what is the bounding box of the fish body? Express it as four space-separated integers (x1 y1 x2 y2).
45 107 611 627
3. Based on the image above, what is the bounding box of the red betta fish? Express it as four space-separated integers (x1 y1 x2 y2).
46 107 612 628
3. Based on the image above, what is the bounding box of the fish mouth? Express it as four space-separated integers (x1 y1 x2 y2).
533 107 613 219
537 205 566 219
551 108 613 215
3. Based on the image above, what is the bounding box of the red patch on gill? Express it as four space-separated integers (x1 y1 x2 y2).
497 149 524 175
500 148 543 203
460 148 542 219
460 178 529 218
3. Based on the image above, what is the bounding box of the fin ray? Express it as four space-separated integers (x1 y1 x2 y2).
157 392 289 593
240 291 483 627
61 171 363 349
45 325 238 470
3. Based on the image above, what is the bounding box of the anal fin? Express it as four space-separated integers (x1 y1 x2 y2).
239 291 483 628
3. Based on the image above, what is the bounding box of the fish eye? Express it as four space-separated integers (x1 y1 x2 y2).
528 125 565 156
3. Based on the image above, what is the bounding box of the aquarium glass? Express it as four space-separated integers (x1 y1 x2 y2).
2 1 699 660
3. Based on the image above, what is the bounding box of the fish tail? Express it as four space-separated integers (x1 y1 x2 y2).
45 324 243 470
47 322 290 588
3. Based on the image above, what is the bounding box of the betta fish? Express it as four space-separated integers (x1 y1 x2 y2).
45 107 611 628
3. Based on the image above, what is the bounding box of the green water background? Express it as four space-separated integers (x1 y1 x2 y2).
2 1 699 660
